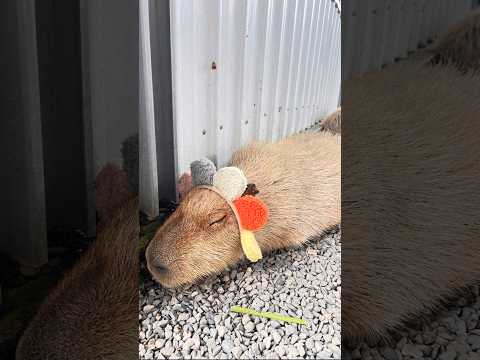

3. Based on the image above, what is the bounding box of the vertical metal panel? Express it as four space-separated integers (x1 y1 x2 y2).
272 0 298 141
149 0 176 203
258 0 284 140
318 0 336 114
83 0 138 174
139 0 159 216
408 0 423 52
342 1 358 80
343 0 475 81
169 0 341 178
0 0 48 267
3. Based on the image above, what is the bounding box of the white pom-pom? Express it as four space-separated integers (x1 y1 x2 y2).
213 167 247 200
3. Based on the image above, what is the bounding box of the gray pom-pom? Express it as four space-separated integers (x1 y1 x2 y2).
190 158 216 186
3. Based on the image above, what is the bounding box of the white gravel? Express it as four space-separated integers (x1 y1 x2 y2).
139 228 341 359
343 286 480 360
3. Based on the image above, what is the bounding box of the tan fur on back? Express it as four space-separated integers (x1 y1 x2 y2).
230 132 340 250
343 59 480 343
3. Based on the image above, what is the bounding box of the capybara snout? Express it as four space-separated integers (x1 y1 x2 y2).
146 187 244 288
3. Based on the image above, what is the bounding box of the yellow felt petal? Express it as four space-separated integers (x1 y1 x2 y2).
240 230 262 262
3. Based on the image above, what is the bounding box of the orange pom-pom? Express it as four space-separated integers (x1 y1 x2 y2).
233 195 269 231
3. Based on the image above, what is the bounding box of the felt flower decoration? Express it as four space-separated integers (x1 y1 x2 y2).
213 167 248 200
189 158 269 263
190 157 216 186
240 229 263 262
233 195 269 231
233 195 268 262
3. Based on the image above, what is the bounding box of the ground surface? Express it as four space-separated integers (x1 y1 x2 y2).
343 287 480 360
0 229 93 359
139 228 341 359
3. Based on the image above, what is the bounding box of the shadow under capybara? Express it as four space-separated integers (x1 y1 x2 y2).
146 131 341 288
342 10 480 345
15 195 139 359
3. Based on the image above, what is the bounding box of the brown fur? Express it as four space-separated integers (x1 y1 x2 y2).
342 55 480 343
319 107 341 134
16 197 139 360
146 132 340 288
95 162 133 231
428 9 480 73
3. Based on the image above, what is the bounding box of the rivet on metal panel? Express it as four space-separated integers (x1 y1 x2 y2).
202 130 207 135
373 9 377 15
245 120 249 125
211 61 217 70
263 113 267 117
278 106 282 112
219 125 223 130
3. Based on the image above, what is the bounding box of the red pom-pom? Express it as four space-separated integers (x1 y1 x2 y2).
233 195 269 231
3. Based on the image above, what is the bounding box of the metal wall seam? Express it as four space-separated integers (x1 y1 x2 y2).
280 0 300 139
272 0 296 142
316 1 333 116
320 1 337 116
322 4 336 115
299 0 319 132
342 1 355 80
291 0 309 133
328 10 341 112
258 0 284 142
215 0 248 167
330 13 342 112
408 0 423 52
239 0 259 147
306 0 326 126
370 0 387 72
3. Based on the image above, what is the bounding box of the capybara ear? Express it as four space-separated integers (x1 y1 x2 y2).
95 162 132 227
190 157 216 186
177 172 193 201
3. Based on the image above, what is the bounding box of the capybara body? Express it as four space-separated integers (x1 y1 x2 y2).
146 132 341 288
342 13 480 344
16 197 139 360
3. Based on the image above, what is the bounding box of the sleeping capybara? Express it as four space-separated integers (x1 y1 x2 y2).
342 10 480 344
146 131 341 288
16 196 139 360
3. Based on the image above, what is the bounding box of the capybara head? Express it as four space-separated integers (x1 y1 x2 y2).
146 187 243 288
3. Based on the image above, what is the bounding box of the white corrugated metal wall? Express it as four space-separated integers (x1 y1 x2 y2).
170 0 341 177
343 0 474 80
139 0 341 216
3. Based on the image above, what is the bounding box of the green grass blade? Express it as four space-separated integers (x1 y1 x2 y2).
230 306 308 326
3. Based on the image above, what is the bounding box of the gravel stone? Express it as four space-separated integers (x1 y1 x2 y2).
344 284 480 360
139 228 341 359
